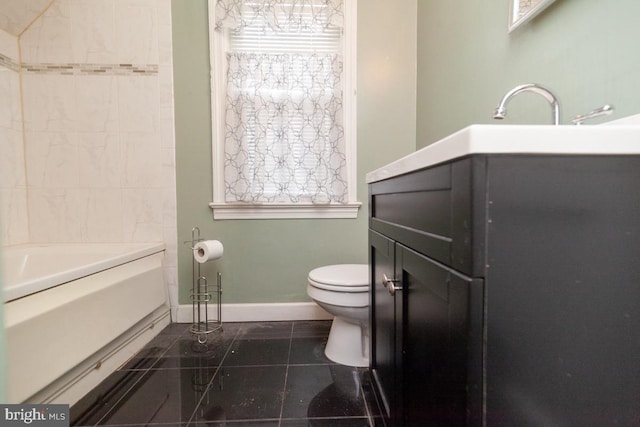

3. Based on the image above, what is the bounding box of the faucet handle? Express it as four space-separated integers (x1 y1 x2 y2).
572 104 614 125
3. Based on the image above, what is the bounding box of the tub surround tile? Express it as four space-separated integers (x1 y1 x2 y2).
117 76 159 132
68 0 116 64
22 73 77 132
73 75 119 132
114 0 159 65
77 133 122 188
0 51 19 72
28 188 87 242
121 188 164 242
0 0 53 38
21 62 159 76
121 132 164 187
70 321 381 426
25 131 79 188
83 189 124 242
0 129 26 188
0 28 19 60
0 68 22 130
3 0 177 314
19 0 73 64
0 189 29 245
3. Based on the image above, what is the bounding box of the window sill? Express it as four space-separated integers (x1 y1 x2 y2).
209 202 362 220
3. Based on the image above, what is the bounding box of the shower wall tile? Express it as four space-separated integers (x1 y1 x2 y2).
25 131 79 188
77 132 122 188
0 68 22 130
0 28 18 61
15 0 176 303
0 0 52 37
0 189 29 246
121 132 164 188
74 75 119 132
83 189 124 242
162 147 177 198
117 76 160 133
22 74 76 132
69 0 117 64
114 0 159 64
28 188 87 242
19 0 73 64
122 189 164 242
0 129 26 188
0 30 28 246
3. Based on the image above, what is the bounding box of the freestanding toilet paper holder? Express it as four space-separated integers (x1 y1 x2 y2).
187 226 222 343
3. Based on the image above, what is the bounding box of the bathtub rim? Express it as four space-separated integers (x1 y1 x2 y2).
2 242 165 303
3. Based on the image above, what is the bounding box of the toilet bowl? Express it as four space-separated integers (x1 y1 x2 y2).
307 264 369 367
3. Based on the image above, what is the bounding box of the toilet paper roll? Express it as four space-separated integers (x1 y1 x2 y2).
193 240 224 263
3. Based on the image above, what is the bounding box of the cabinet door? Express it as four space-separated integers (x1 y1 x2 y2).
370 230 402 425
399 244 479 426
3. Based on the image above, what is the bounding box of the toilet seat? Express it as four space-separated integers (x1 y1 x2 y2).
308 264 369 293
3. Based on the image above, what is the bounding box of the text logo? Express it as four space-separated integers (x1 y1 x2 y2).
0 405 69 427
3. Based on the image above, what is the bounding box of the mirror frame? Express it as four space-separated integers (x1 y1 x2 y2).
509 0 556 33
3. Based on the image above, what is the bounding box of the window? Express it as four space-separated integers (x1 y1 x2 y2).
208 0 359 219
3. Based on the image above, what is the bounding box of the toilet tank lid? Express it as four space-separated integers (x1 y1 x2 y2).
308 264 369 287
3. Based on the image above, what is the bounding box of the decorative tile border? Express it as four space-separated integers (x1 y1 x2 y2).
0 55 158 76
0 53 21 72
22 62 159 76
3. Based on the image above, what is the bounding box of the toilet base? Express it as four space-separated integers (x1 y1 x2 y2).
324 317 369 367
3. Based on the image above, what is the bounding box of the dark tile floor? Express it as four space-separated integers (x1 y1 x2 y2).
71 321 383 426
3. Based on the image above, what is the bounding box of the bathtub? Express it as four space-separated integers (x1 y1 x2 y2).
2 242 170 404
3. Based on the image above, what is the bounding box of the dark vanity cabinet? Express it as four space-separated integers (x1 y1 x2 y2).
369 155 640 426
369 159 485 426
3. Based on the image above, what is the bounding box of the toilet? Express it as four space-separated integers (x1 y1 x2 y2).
307 264 370 367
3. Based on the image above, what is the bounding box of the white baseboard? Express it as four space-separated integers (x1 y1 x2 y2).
175 302 333 323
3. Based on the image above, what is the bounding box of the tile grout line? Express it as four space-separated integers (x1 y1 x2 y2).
360 369 375 427
91 330 189 426
185 325 240 426
276 321 296 427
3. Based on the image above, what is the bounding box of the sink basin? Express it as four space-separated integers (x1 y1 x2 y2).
366 124 640 183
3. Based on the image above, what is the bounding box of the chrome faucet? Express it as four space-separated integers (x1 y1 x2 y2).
493 83 561 125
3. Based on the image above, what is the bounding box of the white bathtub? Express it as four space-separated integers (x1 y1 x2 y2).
2 242 170 404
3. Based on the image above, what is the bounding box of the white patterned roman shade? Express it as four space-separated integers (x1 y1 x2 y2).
215 0 348 204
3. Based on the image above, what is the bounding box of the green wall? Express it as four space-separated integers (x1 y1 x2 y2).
172 1 417 304
417 0 640 147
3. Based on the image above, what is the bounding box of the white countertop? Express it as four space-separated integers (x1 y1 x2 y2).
366 124 640 184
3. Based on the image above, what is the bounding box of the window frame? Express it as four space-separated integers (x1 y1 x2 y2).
208 0 360 220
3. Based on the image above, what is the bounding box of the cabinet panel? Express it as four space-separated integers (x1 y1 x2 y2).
370 158 485 277
399 245 479 426
369 156 485 426
369 230 401 425
485 155 640 426
374 190 451 237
